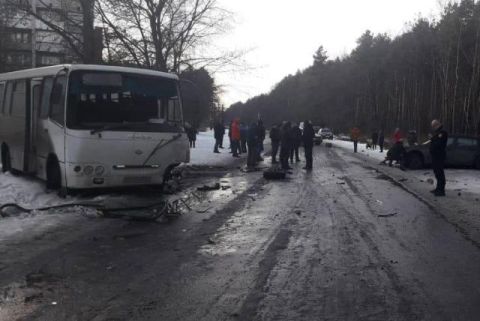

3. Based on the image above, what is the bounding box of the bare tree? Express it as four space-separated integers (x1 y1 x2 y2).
4 0 101 63
97 0 235 72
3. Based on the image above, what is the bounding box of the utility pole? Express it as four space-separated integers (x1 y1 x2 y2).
31 0 37 68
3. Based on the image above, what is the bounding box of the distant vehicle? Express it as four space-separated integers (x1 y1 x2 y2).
405 135 480 170
319 128 333 140
314 133 323 145
0 64 190 191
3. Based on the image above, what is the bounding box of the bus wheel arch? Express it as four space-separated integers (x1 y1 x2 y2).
46 154 62 190
163 163 180 183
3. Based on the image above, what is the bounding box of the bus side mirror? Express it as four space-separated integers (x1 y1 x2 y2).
51 84 63 105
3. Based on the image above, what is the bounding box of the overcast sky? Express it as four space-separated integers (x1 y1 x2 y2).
214 0 447 107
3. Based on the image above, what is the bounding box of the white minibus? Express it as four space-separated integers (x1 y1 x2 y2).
0 64 190 190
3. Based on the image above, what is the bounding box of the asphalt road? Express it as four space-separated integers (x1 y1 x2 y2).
1 145 480 321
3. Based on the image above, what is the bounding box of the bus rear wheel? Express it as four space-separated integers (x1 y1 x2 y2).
46 158 62 190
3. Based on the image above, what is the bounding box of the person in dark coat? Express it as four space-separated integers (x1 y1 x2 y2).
430 119 448 196
371 130 379 150
378 130 385 153
269 124 281 164
219 123 225 149
240 122 248 153
257 120 266 161
247 122 259 168
280 122 293 170
186 124 197 148
302 121 315 170
213 122 224 153
290 123 302 162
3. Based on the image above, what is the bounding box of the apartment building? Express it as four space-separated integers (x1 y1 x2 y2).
1 0 99 72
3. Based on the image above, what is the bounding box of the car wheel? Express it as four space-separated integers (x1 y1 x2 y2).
408 153 424 170
475 157 480 170
46 157 62 190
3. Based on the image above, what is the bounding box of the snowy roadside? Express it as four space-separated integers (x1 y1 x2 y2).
331 139 480 194
331 138 480 245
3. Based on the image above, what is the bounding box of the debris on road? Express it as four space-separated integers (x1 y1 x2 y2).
197 183 221 191
294 209 302 216
378 212 398 218
426 178 434 185
207 238 216 245
263 167 286 180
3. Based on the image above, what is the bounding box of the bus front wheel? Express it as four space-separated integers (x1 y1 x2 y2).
46 157 62 190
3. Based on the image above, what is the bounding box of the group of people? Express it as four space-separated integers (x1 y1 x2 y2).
213 119 267 168
270 121 316 170
213 119 317 170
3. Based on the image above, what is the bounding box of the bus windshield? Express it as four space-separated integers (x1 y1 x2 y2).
67 70 183 132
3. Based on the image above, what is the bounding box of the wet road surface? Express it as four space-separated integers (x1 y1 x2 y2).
1 145 480 320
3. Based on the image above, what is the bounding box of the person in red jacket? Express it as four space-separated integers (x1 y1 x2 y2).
393 128 403 144
231 118 241 157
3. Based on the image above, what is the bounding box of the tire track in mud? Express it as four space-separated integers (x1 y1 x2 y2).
315 147 424 320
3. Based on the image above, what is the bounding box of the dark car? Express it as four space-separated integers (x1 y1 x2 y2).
405 135 480 169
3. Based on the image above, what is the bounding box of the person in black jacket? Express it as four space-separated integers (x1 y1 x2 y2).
269 124 281 164
302 121 315 170
247 122 259 168
378 130 385 153
280 122 292 170
290 123 302 162
430 119 448 196
213 122 223 153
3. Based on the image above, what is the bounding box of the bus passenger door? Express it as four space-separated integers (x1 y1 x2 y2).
25 79 42 173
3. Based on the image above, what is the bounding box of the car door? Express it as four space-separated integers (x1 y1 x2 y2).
452 137 478 166
444 137 456 166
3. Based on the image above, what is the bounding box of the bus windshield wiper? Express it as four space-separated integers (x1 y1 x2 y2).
90 123 131 135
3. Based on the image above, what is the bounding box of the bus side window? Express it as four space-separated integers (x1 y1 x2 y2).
11 80 26 117
3 82 13 115
0 83 5 114
50 75 66 125
39 77 53 119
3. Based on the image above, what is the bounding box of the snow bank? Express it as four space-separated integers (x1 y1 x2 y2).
331 138 480 195
331 139 386 162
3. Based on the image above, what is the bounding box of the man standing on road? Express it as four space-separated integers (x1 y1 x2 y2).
290 123 302 163
351 126 361 153
247 122 259 168
231 119 241 158
430 119 448 197
213 121 223 153
371 130 379 150
302 121 315 170
269 124 281 164
379 130 385 153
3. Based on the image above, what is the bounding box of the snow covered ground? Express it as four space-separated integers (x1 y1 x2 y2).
189 130 241 166
331 138 480 195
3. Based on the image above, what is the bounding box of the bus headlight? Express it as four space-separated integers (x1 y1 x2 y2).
84 166 94 176
95 166 105 176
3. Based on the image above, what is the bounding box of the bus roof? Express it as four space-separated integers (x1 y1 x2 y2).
0 64 179 81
